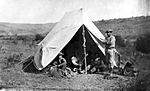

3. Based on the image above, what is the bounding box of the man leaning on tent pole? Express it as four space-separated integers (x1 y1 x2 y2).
99 29 119 78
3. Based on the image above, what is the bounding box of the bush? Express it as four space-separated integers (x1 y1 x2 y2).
11 39 18 45
34 34 44 42
115 35 126 47
16 36 26 40
16 35 35 46
135 34 150 53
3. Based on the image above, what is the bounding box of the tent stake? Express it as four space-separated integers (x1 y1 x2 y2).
82 25 87 74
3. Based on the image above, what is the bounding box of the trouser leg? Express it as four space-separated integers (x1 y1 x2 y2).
106 49 115 76
61 64 66 71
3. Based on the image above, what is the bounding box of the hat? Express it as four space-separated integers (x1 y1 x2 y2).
59 52 64 55
105 29 113 33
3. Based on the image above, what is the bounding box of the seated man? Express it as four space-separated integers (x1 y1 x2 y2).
71 56 80 72
94 56 106 72
89 53 106 73
57 52 67 71
49 52 67 78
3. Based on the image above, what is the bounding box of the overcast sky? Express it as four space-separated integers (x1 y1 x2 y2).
0 0 149 23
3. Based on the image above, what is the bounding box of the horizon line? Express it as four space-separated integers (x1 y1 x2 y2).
0 15 149 24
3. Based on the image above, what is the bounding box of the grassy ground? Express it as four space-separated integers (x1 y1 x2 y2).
0 37 136 91
1 66 136 90
0 37 149 91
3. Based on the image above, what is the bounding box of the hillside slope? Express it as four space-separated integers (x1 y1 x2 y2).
0 16 150 36
94 16 150 37
0 23 55 35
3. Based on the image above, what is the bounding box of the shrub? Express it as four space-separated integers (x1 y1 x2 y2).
115 35 126 47
135 34 150 53
11 39 18 45
34 34 44 42
16 35 34 46
16 36 25 40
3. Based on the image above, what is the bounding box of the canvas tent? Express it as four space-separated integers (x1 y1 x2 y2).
34 8 106 70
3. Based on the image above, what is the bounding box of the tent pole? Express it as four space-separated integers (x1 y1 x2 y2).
82 25 87 74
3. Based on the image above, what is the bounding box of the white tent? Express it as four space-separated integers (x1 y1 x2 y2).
34 8 105 70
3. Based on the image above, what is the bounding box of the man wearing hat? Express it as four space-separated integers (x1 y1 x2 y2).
102 29 117 78
57 52 67 71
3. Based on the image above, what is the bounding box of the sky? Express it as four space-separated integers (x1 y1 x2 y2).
0 0 149 23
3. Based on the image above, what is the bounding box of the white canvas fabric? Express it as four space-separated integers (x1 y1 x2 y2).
34 9 105 70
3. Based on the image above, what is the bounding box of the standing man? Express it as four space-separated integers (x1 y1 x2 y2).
102 29 117 78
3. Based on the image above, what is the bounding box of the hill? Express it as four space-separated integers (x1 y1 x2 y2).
0 16 150 37
94 16 150 37
0 22 55 35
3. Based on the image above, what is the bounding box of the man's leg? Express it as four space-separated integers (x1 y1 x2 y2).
109 66 113 76
61 64 67 71
109 49 116 76
60 64 67 77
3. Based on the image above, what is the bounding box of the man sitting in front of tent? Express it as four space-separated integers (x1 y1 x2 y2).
57 52 67 72
88 53 106 73
71 56 81 73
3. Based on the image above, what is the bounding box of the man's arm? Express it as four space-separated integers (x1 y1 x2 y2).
58 58 67 67
99 38 107 44
72 60 79 66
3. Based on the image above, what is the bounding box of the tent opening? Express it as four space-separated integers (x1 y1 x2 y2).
57 25 106 70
